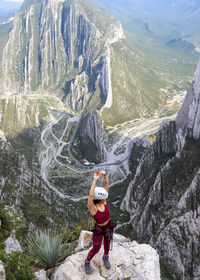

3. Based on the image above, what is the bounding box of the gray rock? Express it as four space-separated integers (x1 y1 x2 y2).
5 235 22 254
75 231 129 253
0 0 123 115
52 231 161 280
35 269 49 280
176 59 200 139
122 60 200 279
0 261 5 280
75 110 107 163
75 230 93 252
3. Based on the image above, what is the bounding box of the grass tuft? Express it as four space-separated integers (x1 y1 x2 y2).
27 229 69 269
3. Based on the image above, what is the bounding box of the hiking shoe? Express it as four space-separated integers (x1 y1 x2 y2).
102 255 111 269
84 260 92 274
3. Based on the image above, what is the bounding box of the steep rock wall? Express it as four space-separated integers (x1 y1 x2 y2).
74 110 107 163
0 0 123 113
122 60 200 279
176 60 200 141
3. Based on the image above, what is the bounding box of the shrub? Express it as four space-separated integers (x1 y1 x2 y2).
0 250 34 280
0 203 13 245
62 218 94 245
27 229 69 269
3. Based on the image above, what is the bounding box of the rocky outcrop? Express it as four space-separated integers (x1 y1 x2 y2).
0 0 123 114
0 95 47 140
0 261 5 280
74 110 107 163
5 235 22 254
0 126 67 228
51 231 161 280
122 119 176 219
176 60 200 141
35 270 49 280
122 60 200 279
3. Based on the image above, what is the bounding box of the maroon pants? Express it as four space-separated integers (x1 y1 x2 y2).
87 220 114 261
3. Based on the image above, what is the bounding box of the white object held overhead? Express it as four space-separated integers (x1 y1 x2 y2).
94 187 108 200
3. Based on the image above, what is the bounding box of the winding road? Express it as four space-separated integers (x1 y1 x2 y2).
39 110 134 200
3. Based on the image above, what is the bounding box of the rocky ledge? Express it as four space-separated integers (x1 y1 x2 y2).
50 231 161 280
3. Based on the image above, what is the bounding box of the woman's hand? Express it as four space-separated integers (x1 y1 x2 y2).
94 171 100 180
98 170 106 176
93 170 106 180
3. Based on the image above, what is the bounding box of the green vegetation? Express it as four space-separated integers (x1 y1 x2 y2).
62 218 94 245
0 206 33 279
0 250 34 280
26 219 94 270
0 208 96 278
87 0 199 126
0 204 13 249
27 229 69 269
102 29 198 126
0 21 12 69
160 261 176 280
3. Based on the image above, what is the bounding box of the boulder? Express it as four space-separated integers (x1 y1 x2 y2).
52 231 160 280
4 235 22 254
75 230 93 252
35 269 49 280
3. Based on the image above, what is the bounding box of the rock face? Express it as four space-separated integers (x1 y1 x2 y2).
0 126 66 228
74 110 107 163
52 231 161 280
122 60 200 280
0 0 171 127
4 235 22 254
35 269 49 280
176 60 200 140
0 0 123 114
0 261 5 280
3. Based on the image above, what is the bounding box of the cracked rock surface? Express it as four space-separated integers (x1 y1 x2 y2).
51 231 160 280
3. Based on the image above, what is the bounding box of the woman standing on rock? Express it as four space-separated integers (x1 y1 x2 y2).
84 170 115 274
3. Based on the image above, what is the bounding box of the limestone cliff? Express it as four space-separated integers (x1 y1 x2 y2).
51 231 161 280
0 0 123 114
74 110 107 163
176 60 200 141
0 128 54 224
122 60 200 280
0 0 171 126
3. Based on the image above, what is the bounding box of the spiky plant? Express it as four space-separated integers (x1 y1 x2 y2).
27 229 69 269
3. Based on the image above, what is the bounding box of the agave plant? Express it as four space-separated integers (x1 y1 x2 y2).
27 229 69 269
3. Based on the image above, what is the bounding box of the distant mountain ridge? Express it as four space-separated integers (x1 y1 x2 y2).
87 0 200 35
171 0 200 14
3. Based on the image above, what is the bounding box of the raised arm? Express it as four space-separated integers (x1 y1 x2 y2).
103 173 109 192
99 171 109 192
87 171 99 215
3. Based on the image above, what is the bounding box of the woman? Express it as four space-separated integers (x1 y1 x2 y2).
84 170 115 274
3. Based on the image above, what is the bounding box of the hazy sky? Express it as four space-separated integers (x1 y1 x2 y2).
5 0 23 2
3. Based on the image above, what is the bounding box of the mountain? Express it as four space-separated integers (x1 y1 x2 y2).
0 0 124 113
87 0 200 28
0 0 198 128
0 0 198 224
87 0 200 49
0 1 199 278
0 0 134 228
122 60 200 279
